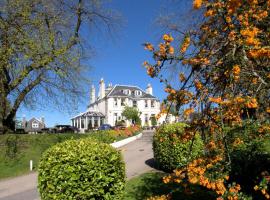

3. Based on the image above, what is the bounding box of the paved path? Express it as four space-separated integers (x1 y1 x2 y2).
0 131 155 200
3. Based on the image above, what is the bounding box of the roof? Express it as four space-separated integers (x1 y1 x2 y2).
28 117 44 124
107 85 157 99
71 111 105 119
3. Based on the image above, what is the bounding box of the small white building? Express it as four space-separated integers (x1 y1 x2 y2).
71 78 166 132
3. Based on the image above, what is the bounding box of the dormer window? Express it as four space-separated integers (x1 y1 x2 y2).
135 90 142 96
123 89 131 95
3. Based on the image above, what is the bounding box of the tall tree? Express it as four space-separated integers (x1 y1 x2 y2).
0 0 119 133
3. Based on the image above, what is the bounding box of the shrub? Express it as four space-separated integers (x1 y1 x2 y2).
153 123 203 172
38 138 125 200
229 137 270 199
89 130 118 144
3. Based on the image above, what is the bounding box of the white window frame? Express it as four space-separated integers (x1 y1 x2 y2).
114 98 118 107
32 122 39 128
151 100 155 108
145 100 148 108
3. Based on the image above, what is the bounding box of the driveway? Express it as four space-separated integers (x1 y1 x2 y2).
0 130 155 200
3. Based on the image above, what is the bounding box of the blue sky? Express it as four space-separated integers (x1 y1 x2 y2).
17 0 190 127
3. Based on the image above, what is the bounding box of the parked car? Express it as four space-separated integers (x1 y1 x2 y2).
98 124 113 131
55 125 79 133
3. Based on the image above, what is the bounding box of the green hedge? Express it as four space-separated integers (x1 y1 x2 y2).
153 123 204 172
38 138 125 200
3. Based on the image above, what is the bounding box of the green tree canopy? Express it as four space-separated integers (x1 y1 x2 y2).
121 106 141 125
0 0 120 133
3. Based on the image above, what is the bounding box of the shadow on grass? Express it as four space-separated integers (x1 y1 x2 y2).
124 172 216 200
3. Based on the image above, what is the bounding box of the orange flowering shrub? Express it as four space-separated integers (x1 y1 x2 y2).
143 0 270 199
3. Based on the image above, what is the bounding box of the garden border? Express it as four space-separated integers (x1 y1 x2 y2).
110 133 143 148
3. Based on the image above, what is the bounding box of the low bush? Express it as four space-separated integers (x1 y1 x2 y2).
89 125 141 143
153 123 204 172
38 138 125 200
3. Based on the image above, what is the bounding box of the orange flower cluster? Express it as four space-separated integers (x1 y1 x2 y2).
194 80 203 90
179 73 186 82
144 43 154 51
183 108 194 117
180 36 190 53
193 0 203 9
248 48 270 58
240 27 261 46
209 97 222 104
245 97 258 109
232 138 244 147
147 194 171 200
258 124 270 135
227 0 242 14
163 156 237 198
183 57 210 65
204 9 215 17
232 65 240 77
225 184 242 200
163 34 174 43
147 66 155 77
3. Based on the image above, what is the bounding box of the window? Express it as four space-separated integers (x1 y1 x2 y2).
151 100 155 108
114 98 118 107
32 122 39 128
123 89 131 95
145 100 148 108
135 90 142 96
121 98 125 106
133 100 137 107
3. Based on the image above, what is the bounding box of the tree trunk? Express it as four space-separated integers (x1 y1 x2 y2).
0 116 15 134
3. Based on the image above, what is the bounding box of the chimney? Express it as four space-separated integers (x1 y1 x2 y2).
99 78 105 99
146 83 153 95
41 117 45 124
22 115 26 128
90 85 96 104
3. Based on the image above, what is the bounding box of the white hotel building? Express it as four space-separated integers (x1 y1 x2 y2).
71 78 174 132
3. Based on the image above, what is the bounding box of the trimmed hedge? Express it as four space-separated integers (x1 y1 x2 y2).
38 138 125 200
153 123 204 172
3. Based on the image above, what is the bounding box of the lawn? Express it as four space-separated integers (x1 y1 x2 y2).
0 131 138 179
124 172 216 200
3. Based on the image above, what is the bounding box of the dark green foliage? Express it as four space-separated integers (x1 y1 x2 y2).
229 124 270 199
5 135 19 159
38 138 125 200
124 172 216 200
153 123 204 172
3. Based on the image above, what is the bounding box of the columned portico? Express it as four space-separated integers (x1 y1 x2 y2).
71 111 105 133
